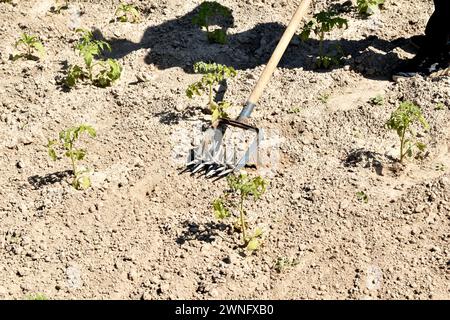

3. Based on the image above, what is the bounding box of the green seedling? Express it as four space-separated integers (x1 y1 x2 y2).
192 1 233 44
300 11 348 69
186 61 237 123
435 103 445 111
434 163 447 172
26 293 48 300
357 0 384 15
369 95 384 106
48 125 97 190
318 93 330 103
50 0 69 14
386 101 429 164
288 106 302 114
213 173 267 251
115 3 141 23
274 257 300 273
66 29 121 88
356 191 369 203
13 33 45 60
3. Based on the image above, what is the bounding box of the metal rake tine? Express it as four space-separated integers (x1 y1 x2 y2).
179 166 193 175
191 163 206 174
218 167 235 177
186 159 201 167
205 165 227 178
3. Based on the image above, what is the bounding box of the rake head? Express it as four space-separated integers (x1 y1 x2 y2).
184 118 263 179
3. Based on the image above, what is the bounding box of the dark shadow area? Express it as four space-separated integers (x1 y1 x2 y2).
155 106 210 125
97 4 419 79
176 221 229 245
55 60 71 92
28 170 72 189
343 148 386 176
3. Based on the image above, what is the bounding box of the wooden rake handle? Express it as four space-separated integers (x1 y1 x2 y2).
238 0 312 121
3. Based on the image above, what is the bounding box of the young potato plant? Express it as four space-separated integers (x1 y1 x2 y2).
115 3 141 23
48 125 97 190
357 0 384 16
369 95 384 106
356 191 369 203
192 1 233 44
66 29 122 88
274 257 300 273
213 173 267 251
13 33 45 61
300 11 348 69
386 101 429 164
186 61 237 123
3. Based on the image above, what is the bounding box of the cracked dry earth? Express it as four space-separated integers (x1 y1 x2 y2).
0 0 449 300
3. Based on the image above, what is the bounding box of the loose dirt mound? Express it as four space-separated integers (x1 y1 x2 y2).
0 0 449 299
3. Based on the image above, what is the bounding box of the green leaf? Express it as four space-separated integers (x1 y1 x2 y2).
66 64 86 87
246 238 260 251
32 41 45 56
93 59 122 88
253 227 263 238
115 3 141 23
73 174 91 190
48 148 57 161
416 142 427 152
213 198 230 220
207 29 228 44
192 1 233 29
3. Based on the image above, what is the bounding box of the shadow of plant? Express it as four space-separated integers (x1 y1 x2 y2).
176 220 229 245
28 170 72 189
343 148 386 176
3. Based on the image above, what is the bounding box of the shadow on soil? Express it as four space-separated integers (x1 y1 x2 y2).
28 170 72 189
343 148 401 176
99 4 418 78
176 221 230 245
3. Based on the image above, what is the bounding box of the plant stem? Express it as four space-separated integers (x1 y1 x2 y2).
209 83 213 110
399 128 405 163
69 144 77 176
319 31 324 59
239 196 246 245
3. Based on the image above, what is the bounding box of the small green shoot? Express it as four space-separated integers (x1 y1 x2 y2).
434 163 447 172
435 103 445 111
48 125 97 190
318 93 330 104
288 106 302 114
213 173 267 251
26 293 48 300
192 1 233 44
386 101 429 164
300 11 348 69
186 61 237 123
13 33 45 60
66 29 121 88
356 191 369 203
369 95 384 106
274 257 300 273
357 0 385 16
115 3 141 23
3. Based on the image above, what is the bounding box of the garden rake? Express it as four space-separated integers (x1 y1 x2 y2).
186 0 312 178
